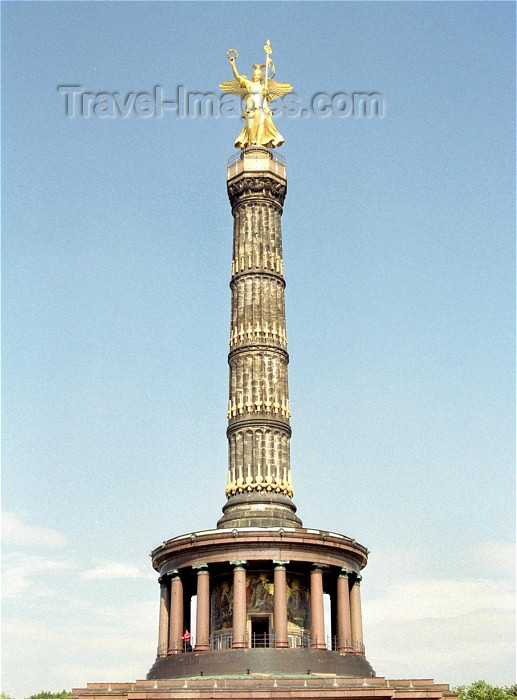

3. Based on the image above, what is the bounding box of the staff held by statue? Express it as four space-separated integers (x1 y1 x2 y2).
264 39 272 91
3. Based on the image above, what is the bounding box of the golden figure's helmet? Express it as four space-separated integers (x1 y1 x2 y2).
252 64 266 81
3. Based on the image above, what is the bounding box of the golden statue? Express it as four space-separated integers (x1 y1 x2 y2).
219 40 293 149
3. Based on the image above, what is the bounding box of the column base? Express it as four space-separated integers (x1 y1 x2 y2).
275 641 289 648
194 644 210 652
218 493 302 529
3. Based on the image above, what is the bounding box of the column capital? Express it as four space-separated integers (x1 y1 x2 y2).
273 560 290 569
168 568 180 580
192 563 209 573
230 559 247 570
339 568 353 578
311 563 328 572
354 574 363 584
227 174 287 209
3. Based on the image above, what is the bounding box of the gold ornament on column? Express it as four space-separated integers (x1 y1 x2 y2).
219 40 293 149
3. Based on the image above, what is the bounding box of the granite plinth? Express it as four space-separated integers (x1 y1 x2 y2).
147 647 375 679
73 675 457 700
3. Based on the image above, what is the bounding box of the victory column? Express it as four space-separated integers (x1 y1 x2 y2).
72 42 456 700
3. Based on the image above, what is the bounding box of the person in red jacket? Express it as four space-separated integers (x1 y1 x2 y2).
182 629 192 651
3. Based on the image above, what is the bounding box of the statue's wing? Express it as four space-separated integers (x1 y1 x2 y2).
265 79 293 102
219 78 248 98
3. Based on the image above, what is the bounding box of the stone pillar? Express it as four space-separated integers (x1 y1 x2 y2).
350 574 364 654
273 560 289 648
336 569 353 653
310 566 326 650
168 570 183 654
231 560 247 649
194 564 210 651
157 575 170 657
218 148 302 531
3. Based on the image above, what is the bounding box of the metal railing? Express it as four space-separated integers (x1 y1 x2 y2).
160 633 365 655
289 632 312 649
327 636 365 654
251 632 275 648
227 148 286 179
210 632 234 650
228 148 286 167
156 641 194 655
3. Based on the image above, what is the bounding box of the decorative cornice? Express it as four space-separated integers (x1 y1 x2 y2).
229 344 288 361
226 417 292 435
152 528 369 574
228 175 287 209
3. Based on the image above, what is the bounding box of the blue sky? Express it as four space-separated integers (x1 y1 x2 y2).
2 1 515 696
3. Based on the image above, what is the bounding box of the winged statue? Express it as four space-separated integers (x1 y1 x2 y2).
219 41 293 149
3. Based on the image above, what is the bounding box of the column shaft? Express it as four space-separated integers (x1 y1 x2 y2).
157 578 170 657
336 572 352 652
168 574 184 654
232 564 247 648
350 577 364 654
310 567 326 650
273 564 288 648
195 569 210 651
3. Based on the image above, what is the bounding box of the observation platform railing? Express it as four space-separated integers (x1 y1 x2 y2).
227 147 286 179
